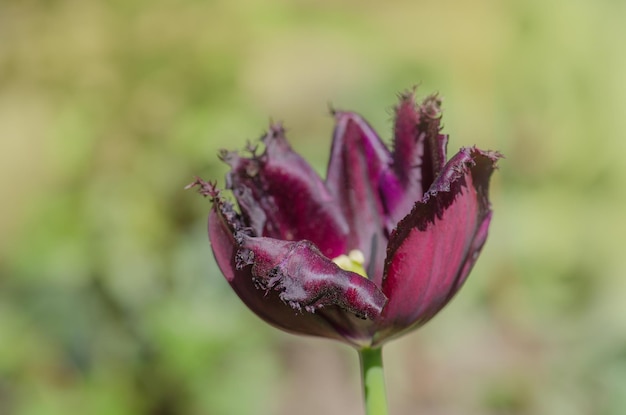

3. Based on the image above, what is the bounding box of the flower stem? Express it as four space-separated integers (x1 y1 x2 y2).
359 347 388 415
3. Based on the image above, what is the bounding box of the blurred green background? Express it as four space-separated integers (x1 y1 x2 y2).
1 0 625 414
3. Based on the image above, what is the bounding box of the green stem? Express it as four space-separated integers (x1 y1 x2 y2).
359 347 388 415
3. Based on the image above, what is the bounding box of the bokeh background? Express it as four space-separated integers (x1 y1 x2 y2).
1 0 625 414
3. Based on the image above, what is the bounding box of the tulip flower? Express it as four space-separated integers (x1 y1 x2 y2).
189 90 500 415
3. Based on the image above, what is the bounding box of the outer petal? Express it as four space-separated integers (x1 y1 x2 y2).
205 185 387 346
388 92 449 223
373 148 500 345
238 236 387 321
224 124 348 259
325 112 400 284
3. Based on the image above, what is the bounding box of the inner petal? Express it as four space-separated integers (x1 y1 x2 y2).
325 112 396 284
224 124 349 259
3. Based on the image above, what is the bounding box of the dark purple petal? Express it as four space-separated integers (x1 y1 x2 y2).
205 185 387 346
388 92 449 223
208 198 345 341
238 236 387 320
224 124 348 259
374 148 500 345
325 112 400 284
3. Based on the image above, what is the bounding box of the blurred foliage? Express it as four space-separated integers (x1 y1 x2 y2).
1 0 625 414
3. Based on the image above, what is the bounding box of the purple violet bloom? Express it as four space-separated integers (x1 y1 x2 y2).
190 91 501 349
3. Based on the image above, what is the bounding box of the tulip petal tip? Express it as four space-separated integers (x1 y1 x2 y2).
420 93 443 119
185 176 219 198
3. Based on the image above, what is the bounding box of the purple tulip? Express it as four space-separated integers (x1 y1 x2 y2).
190 91 501 349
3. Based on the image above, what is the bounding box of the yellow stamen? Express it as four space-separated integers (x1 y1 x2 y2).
332 249 368 278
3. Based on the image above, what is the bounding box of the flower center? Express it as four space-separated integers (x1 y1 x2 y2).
332 249 368 278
